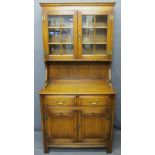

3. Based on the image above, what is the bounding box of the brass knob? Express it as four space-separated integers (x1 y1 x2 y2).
91 102 97 105
91 100 98 105
57 101 64 105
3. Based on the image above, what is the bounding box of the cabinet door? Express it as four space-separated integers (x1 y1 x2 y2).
42 10 78 60
78 11 114 60
45 108 78 144
78 107 111 144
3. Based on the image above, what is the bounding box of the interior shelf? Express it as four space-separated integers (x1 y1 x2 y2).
82 24 107 29
82 42 107 44
48 26 73 29
48 42 73 44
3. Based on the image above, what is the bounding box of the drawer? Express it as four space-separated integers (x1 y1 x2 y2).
44 95 75 106
79 95 110 106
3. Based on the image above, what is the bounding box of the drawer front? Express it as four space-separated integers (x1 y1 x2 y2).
44 95 75 106
79 95 110 106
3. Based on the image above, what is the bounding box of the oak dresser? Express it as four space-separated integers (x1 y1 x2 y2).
39 2 116 153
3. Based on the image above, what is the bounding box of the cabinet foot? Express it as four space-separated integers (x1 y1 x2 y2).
106 149 112 154
106 144 112 153
44 146 48 153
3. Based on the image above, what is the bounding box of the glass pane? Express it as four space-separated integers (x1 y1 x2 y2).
62 15 73 28
82 28 94 44
49 44 60 55
95 44 106 55
96 29 107 44
49 28 60 43
81 15 108 56
96 15 107 28
82 16 94 55
48 16 60 27
82 16 94 28
62 28 73 44
82 44 94 55
48 15 74 56
62 44 73 55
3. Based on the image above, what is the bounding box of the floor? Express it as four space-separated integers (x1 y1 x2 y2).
34 129 121 155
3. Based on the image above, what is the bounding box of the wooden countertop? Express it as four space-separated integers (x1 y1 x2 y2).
39 80 116 95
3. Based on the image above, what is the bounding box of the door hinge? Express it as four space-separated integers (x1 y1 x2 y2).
42 14 45 22
44 114 48 120
45 132 48 137
106 114 112 120
106 134 110 141
109 15 114 20
110 50 112 55
108 50 112 56
77 124 80 130
42 14 44 21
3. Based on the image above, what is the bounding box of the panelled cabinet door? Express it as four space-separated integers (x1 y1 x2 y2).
78 108 111 144
45 108 78 144
78 10 114 60
42 10 78 60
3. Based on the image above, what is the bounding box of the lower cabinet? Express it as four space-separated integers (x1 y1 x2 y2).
41 95 114 153
79 108 111 144
45 109 77 144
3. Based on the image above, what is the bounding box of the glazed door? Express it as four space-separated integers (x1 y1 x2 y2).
78 11 114 60
45 108 78 144
78 108 111 144
42 10 78 60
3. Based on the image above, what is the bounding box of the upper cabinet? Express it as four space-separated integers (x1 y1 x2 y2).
41 3 114 61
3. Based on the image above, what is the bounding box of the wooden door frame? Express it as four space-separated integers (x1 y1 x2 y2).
77 107 111 144
44 108 78 143
42 10 78 60
77 10 113 60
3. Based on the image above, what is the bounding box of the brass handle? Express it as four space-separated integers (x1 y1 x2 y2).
91 100 98 105
91 102 97 105
57 101 64 105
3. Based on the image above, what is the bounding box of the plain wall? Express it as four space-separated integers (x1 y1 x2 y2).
34 0 121 131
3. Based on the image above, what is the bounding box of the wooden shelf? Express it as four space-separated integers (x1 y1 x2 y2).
39 80 116 94
48 26 73 29
44 55 112 62
95 50 107 55
40 2 116 7
95 42 107 44
82 26 107 29
96 23 107 28
82 42 107 44
49 42 73 45
82 42 94 44
83 23 107 29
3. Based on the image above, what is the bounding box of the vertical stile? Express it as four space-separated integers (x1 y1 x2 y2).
44 13 49 56
73 11 78 58
78 110 82 142
107 15 111 55
60 15 62 55
93 15 96 55
110 15 114 55
78 11 82 58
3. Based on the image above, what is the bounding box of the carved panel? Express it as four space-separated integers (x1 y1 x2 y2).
80 108 111 142
45 109 77 143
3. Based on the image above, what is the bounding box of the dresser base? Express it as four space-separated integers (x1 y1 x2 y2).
44 143 112 153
